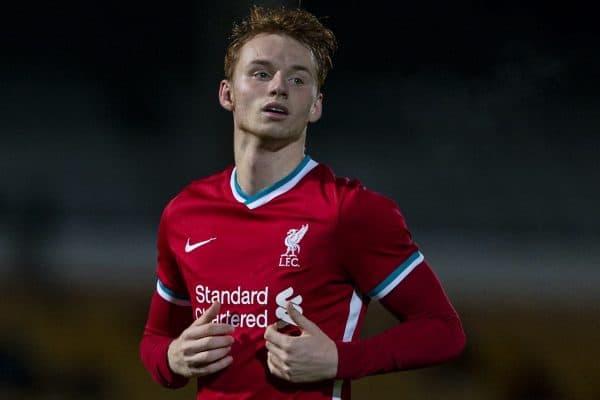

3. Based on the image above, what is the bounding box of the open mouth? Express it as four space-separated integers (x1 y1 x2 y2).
262 103 289 115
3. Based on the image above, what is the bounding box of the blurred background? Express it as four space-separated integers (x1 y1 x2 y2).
1 0 599 399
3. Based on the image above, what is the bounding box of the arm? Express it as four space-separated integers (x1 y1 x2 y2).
140 204 236 387
262 261 465 382
334 184 465 377
335 261 465 379
140 292 193 388
263 184 465 382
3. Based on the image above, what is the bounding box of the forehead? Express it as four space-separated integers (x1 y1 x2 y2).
235 33 317 74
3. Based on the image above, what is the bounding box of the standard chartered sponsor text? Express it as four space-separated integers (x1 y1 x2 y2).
194 284 269 328
196 284 268 304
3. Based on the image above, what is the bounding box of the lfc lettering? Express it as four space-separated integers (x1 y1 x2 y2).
279 255 300 267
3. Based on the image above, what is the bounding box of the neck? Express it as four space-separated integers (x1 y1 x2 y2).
234 132 306 196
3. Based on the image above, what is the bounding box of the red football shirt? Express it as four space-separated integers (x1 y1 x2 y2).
153 155 426 399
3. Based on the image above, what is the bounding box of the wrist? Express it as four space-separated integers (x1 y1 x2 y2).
334 340 367 380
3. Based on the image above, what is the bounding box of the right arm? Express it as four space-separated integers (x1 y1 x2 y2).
140 204 235 388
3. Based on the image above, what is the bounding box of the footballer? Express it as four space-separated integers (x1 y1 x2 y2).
140 6 465 399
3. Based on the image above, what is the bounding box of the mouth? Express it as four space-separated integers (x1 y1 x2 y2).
262 102 289 116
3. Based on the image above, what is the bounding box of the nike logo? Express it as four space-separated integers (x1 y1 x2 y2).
185 237 217 253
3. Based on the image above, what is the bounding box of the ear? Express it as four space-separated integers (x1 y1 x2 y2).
219 79 234 111
308 92 323 123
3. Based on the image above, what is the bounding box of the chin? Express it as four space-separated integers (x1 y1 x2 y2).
237 120 305 144
255 125 304 142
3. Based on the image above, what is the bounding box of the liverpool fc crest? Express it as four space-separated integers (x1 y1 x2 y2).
279 224 309 267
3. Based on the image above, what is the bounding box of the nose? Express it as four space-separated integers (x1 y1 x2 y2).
268 71 288 98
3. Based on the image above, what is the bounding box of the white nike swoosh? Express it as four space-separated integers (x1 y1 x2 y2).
185 237 217 253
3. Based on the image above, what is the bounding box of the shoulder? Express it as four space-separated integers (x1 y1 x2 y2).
335 179 407 231
313 162 405 224
309 162 363 197
162 166 233 218
331 170 400 216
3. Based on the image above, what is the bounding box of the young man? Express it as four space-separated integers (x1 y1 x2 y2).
140 6 465 400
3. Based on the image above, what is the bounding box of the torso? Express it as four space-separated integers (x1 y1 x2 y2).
160 159 364 399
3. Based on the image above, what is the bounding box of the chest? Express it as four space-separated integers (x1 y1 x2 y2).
169 204 349 323
179 210 336 273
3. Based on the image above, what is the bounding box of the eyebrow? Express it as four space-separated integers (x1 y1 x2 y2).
248 59 314 76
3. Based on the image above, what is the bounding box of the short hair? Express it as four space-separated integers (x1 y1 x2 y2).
224 6 337 89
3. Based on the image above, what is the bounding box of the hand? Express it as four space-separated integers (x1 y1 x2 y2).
167 302 235 378
264 302 338 382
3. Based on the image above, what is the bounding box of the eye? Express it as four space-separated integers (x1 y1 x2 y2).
289 77 304 85
253 71 270 80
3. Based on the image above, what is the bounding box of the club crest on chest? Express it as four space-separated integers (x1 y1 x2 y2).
279 224 308 267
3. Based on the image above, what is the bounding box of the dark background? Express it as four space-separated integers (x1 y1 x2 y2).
1 1 599 399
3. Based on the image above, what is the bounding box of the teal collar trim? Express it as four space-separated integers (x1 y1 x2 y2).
230 155 318 209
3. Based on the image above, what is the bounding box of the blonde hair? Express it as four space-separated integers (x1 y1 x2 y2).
224 6 337 88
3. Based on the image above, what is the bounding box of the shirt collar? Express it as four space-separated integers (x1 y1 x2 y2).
230 155 318 209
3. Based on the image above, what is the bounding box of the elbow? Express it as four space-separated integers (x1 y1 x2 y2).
444 315 467 362
139 334 189 389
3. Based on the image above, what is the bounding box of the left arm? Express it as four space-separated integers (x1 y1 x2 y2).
263 261 465 382
335 260 465 379
264 184 465 382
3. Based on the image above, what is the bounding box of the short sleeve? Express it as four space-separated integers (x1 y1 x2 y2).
155 203 191 306
337 185 424 300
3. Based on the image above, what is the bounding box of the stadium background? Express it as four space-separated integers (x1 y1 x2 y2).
1 1 599 398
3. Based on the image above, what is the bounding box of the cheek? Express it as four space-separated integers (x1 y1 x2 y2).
233 97 253 118
233 85 259 109
301 96 318 117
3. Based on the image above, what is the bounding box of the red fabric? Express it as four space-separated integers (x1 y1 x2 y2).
139 292 192 388
335 262 465 379
139 160 465 398
335 181 419 297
